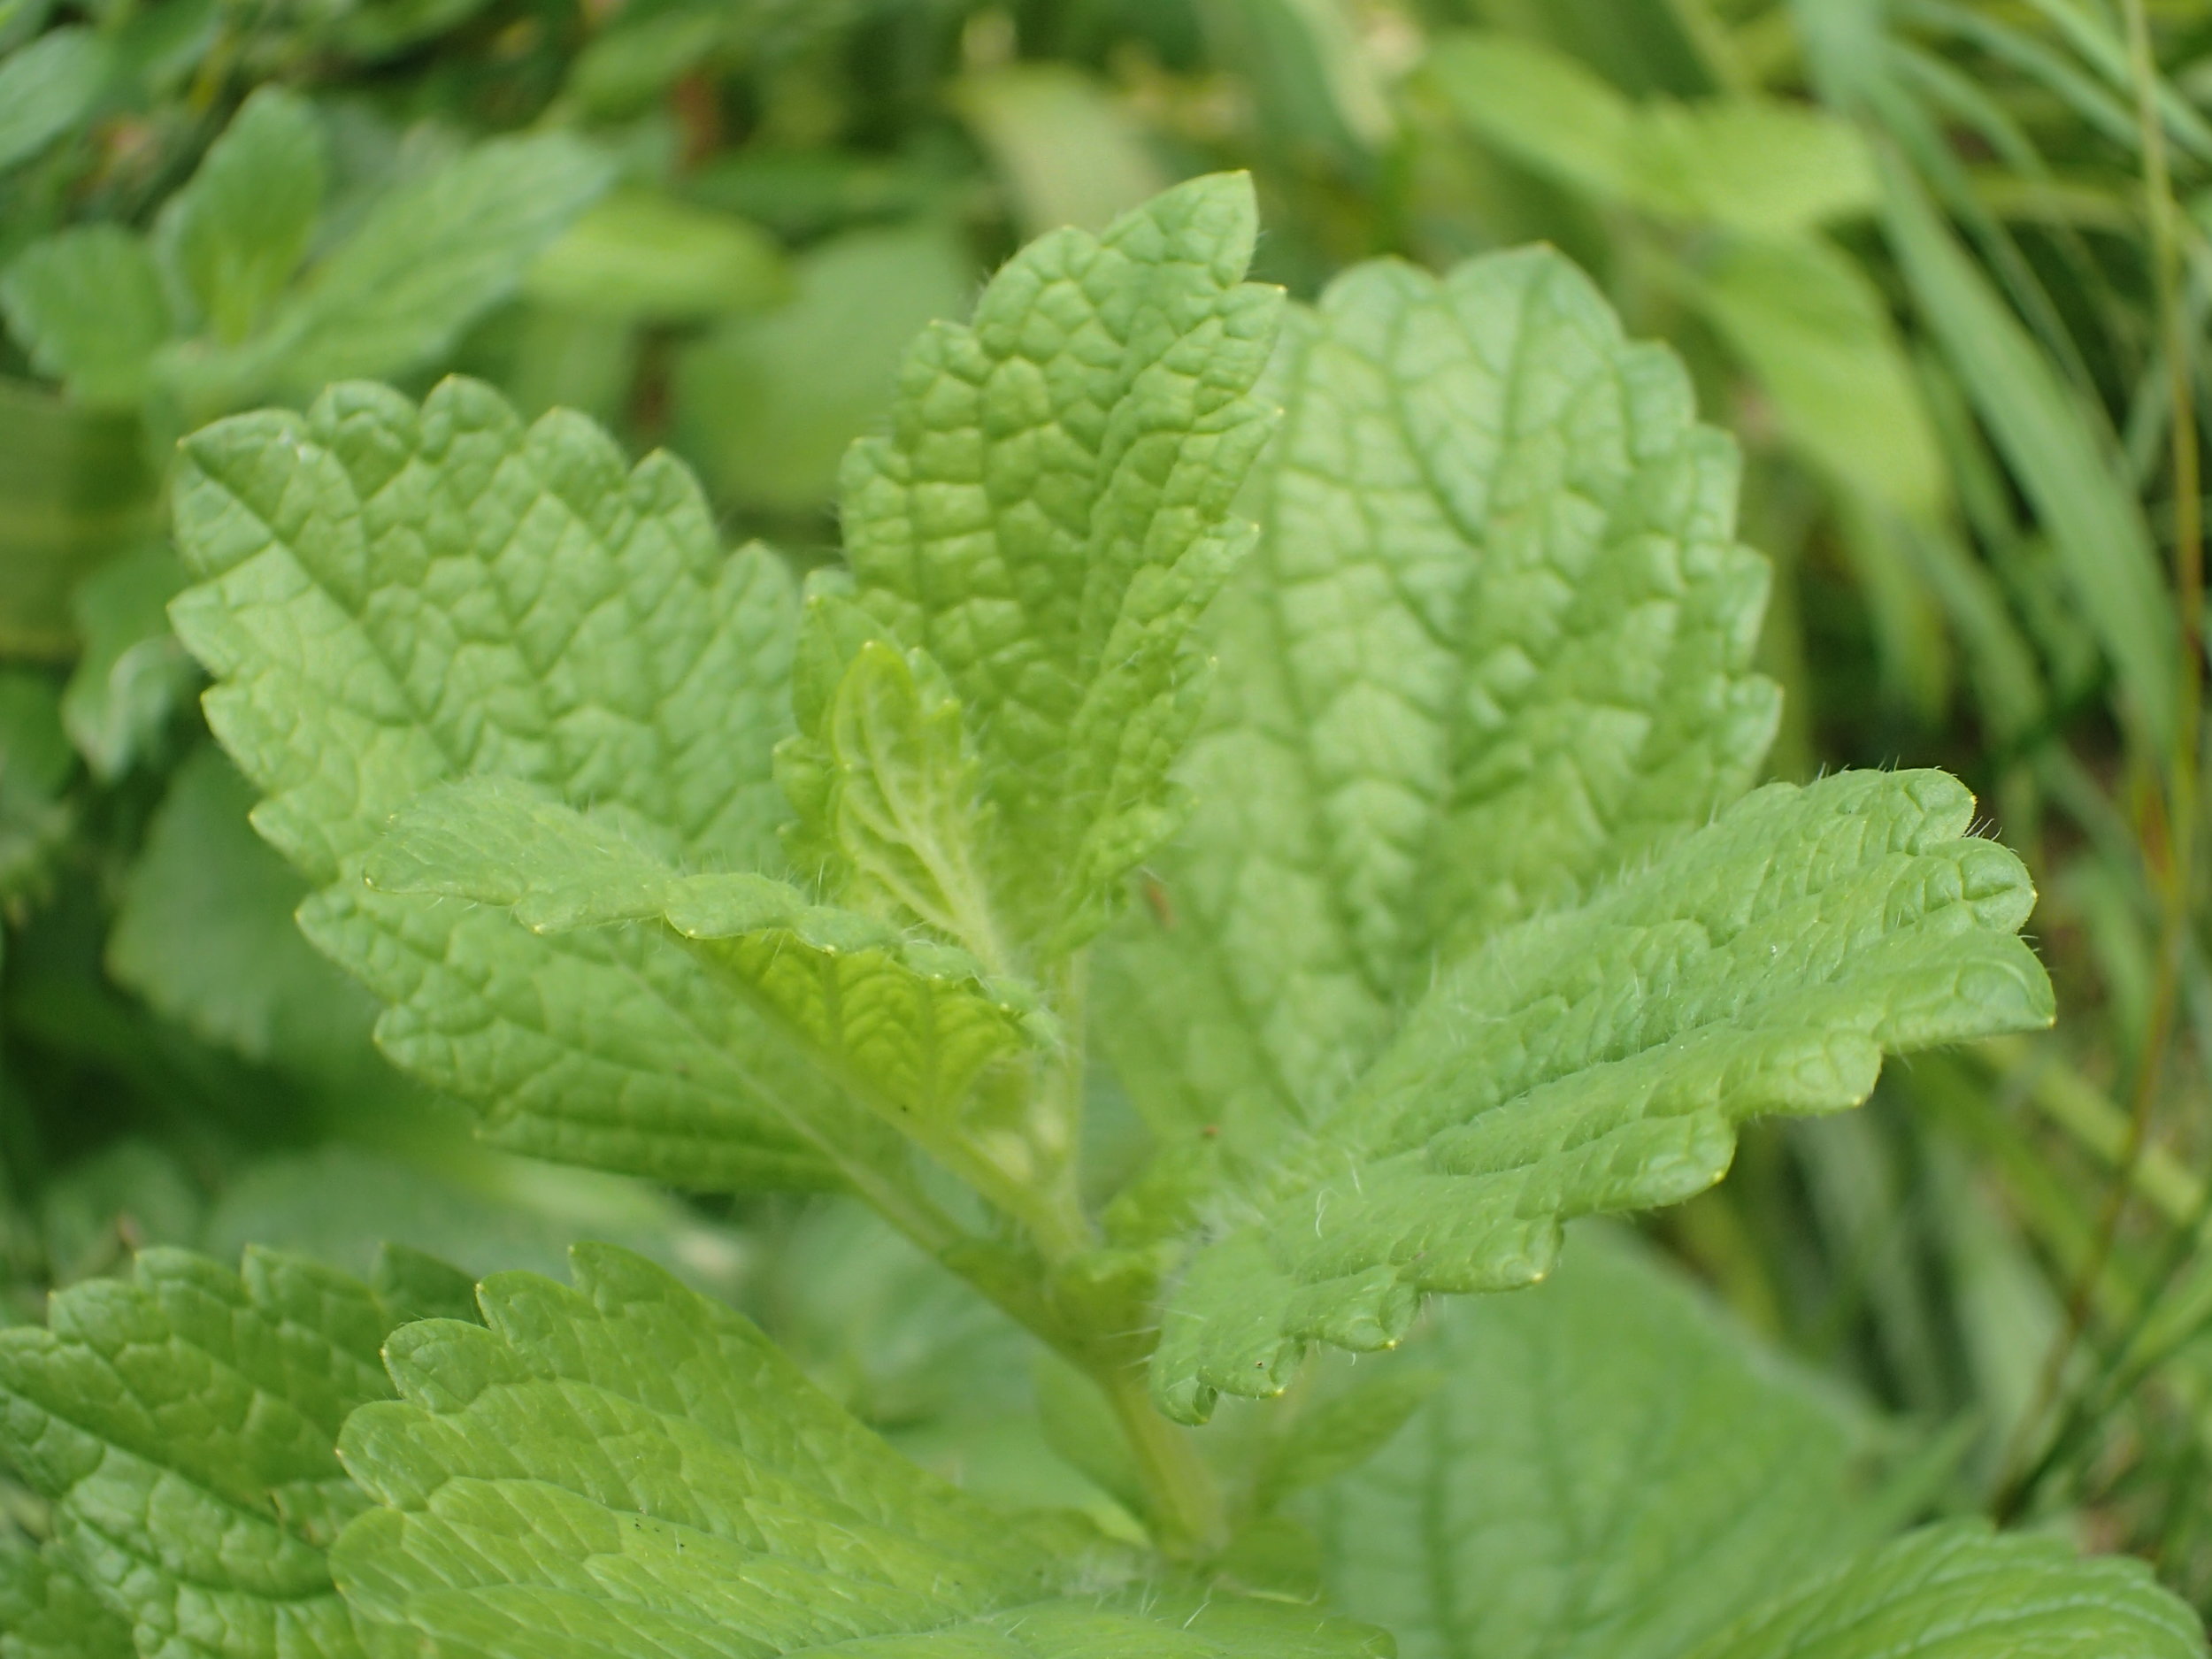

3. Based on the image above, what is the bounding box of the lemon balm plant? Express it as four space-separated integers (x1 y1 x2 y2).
0 176 2199 1659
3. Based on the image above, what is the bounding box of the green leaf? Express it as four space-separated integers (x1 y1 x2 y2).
1202 0 1394 173
1630 102 1878 236
1313 1232 2201 1659
1426 35 1877 235
169 377 839 1189
1 226 173 408
1099 249 1777 1153
0 1539 134 1659
523 188 786 323
107 745 376 1074
0 1246 436 1659
0 376 160 655
319 0 493 59
1423 33 1636 204
840 172 1283 949
204 1143 746 1296
332 1242 1389 1659
1251 1363 1440 1509
0 27 109 174
0 669 73 908
1682 234 1946 518
1151 768 2054 1422
156 86 325 344
249 134 611 397
61 543 196 780
956 63 1172 236
565 7 728 118
1688 1524 2203 1659
167 379 795 872
673 219 975 513
39 1140 204 1285
365 774 1055 1129
1316 1231 1884 1659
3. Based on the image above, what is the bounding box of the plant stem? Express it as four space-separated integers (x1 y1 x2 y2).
1026 952 1095 1263
1096 1363 1229 1561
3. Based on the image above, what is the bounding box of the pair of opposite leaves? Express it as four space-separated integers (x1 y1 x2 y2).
63 171 2131 1655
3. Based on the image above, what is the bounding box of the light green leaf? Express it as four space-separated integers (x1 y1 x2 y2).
0 1539 134 1659
299 879 858 1190
171 380 792 881
1315 1232 2201 1659
1099 249 1777 1154
1316 1231 1883 1659
1688 1523 2202 1659
1422 33 1637 204
156 86 325 344
1251 1363 1440 1509
778 603 1010 962
256 134 611 396
524 188 786 323
332 1242 1389 1659
1 226 173 408
1684 234 1946 518
0 27 109 174
1220 0 1398 165
107 746 376 1074
0 1246 441 1659
365 775 1054 1126
203 1143 746 1296
1426 35 1877 235
170 376 841 1190
841 172 1282 950
1631 101 1878 236
957 63 1171 236
61 543 196 780
673 219 975 513
1151 768 2053 1422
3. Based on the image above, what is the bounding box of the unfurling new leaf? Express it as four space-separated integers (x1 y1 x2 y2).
829 172 1283 952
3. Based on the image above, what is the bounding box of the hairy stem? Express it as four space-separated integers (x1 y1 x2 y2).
1098 1363 1230 1561
1027 952 1095 1263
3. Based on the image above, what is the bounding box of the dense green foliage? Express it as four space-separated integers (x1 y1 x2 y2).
6 1 2212 1655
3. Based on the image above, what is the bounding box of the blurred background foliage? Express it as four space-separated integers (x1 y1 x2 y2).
5 0 2212 1609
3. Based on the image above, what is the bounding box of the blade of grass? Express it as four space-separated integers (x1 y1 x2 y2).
2013 0 2212 172
1877 145 2181 763
1886 37 2141 388
1999 0 2205 1517
1901 0 2142 156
